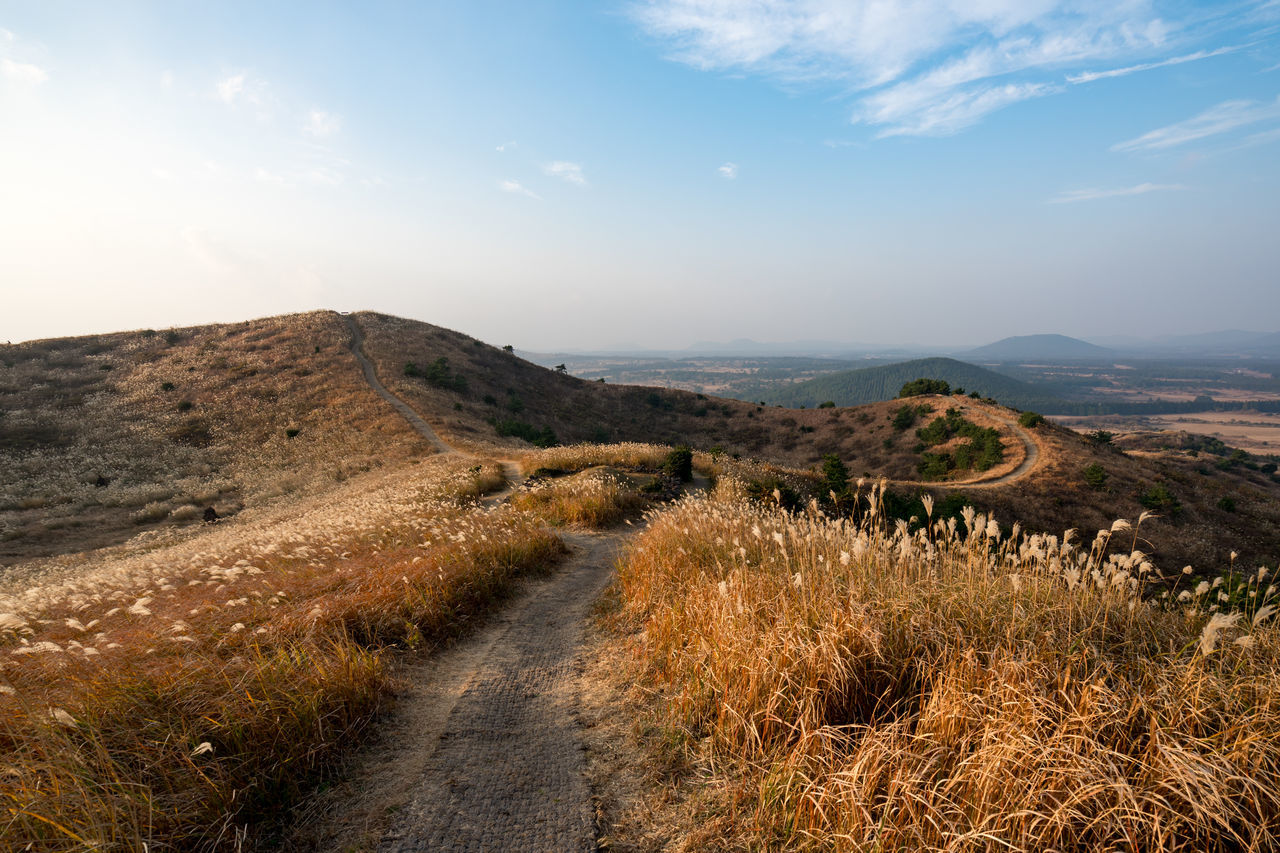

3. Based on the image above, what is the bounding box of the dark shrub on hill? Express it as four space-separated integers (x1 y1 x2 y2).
663 445 693 482
899 378 951 397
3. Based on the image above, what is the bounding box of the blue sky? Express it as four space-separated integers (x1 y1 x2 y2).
1 1 1278 349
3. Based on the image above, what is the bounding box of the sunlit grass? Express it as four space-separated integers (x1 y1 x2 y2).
611 480 1280 851
509 468 648 528
0 456 563 850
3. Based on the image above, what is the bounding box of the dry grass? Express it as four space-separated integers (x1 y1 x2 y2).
610 481 1280 851
0 311 433 563
0 457 563 850
510 469 649 528
519 443 679 476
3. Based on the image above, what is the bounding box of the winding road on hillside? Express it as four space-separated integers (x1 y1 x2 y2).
334 313 611 851
344 314 458 456
893 414 1043 491
329 317 1046 850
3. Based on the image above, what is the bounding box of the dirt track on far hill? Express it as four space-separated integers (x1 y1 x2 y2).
345 314 458 456
894 414 1043 491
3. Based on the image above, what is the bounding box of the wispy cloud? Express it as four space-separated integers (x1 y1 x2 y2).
495 141 517 152
717 162 738 179
499 179 541 199
1068 45 1242 84
543 161 587 185
1 57 48 85
1112 96 1280 152
1048 182 1187 204
304 109 342 137
631 1 1252 137
215 71 269 108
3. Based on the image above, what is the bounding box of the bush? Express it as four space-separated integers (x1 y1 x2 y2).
1088 430 1114 446
663 445 693 482
1218 496 1237 513
820 454 850 508
1139 483 1180 514
1017 411 1045 428
1082 463 1108 490
891 404 929 432
494 419 557 448
818 401 836 409
899 378 951 397
404 357 468 393
285 428 301 439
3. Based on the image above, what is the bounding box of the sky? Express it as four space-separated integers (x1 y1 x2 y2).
2 1 1278 350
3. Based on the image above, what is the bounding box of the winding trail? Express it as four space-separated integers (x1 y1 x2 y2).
344 314 458 456
333 312 613 852
893 413 1043 490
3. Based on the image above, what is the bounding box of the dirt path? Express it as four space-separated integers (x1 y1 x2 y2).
893 415 1042 490
344 314 458 456
289 531 623 851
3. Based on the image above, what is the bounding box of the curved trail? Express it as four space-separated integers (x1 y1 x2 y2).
333 312 611 852
344 314 458 456
893 414 1042 491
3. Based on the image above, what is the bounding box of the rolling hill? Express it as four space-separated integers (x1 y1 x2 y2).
768 357 1064 411
4 311 1279 575
963 333 1115 362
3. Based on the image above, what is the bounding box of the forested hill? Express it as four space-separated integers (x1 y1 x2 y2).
769 357 1063 410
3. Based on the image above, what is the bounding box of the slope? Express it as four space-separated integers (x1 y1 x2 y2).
964 333 1114 362
769 357 1062 410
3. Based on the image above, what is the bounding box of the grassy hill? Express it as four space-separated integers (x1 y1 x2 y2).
4 311 1279 574
768 357 1063 411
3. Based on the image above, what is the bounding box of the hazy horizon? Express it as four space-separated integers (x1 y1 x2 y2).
3 1 1279 351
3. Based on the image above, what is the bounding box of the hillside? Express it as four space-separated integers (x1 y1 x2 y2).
964 333 1114 362
4 310 1279 575
768 357 1062 410
0 312 435 563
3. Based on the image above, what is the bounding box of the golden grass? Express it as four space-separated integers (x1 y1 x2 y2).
0 457 563 850
611 481 1280 851
509 469 649 528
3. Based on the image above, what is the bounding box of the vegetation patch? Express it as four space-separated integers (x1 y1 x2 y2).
916 407 1004 480
610 488 1280 852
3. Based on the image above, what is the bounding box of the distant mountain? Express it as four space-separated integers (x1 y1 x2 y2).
770 357 1063 410
963 334 1114 362
1088 330 1280 358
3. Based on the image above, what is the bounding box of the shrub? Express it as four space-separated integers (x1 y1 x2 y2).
1139 483 1180 514
160 381 175 392
1261 462 1277 475
818 400 836 409
1088 429 1114 446
819 454 850 508
285 428 301 439
177 400 194 412
663 445 693 482
1017 411 1045 428
1218 496 1237 513
404 357 468 393
494 419 557 448
891 404 928 432
1083 463 1108 490
899 378 951 397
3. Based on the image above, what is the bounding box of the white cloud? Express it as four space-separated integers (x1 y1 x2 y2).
1048 182 1187 203
1067 45 1241 84
499 179 541 199
717 162 738 179
631 1 1235 136
216 73 246 103
543 161 587 185
304 109 342 137
1 57 48 85
214 71 269 109
1112 96 1280 152
496 141 517 152
160 70 174 90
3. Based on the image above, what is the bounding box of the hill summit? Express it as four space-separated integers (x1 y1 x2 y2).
964 334 1113 362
